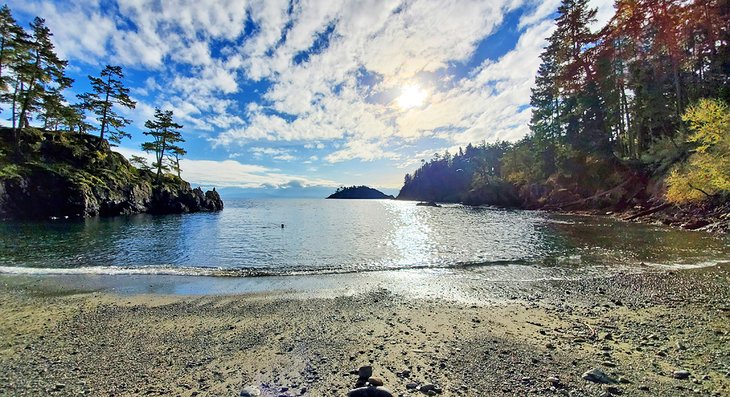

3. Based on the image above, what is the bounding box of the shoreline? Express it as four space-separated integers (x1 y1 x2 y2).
1 264 728 396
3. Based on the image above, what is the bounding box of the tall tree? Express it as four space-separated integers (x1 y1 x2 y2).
78 65 136 144
141 108 184 182
15 17 71 130
167 145 186 179
529 0 609 162
554 0 608 152
0 4 25 93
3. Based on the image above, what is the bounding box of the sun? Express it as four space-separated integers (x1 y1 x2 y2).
396 84 427 109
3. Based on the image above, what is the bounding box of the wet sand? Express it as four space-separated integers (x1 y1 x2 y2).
0 264 729 396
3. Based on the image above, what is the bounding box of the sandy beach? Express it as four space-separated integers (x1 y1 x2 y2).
1 264 729 397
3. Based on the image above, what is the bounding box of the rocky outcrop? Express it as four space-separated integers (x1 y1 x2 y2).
0 128 223 220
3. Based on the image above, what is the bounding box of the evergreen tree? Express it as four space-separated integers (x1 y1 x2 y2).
129 155 151 171
167 145 186 178
0 4 25 93
58 103 90 133
78 65 136 144
141 108 184 182
16 17 71 131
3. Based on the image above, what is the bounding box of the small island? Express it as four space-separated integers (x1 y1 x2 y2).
326 185 395 200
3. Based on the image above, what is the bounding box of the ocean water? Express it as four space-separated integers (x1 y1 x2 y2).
0 199 728 278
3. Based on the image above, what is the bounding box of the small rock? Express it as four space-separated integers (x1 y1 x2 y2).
582 368 616 384
358 366 373 380
673 370 691 380
240 385 261 397
547 376 561 386
368 377 384 387
418 384 442 394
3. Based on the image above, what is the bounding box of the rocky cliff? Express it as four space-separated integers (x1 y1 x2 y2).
0 128 223 220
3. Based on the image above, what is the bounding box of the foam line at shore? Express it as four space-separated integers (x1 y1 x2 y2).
0 259 724 279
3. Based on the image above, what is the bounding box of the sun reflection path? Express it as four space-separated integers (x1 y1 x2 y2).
386 201 433 268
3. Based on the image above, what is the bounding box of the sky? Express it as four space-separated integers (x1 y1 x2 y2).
7 0 614 197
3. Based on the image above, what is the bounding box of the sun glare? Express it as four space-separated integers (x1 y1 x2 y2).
397 84 427 109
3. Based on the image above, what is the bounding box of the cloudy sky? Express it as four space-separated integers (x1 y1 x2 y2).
9 0 614 195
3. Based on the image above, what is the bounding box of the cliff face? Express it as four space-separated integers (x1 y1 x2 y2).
0 128 223 220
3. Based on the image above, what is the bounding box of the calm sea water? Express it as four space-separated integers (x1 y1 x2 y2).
0 199 728 277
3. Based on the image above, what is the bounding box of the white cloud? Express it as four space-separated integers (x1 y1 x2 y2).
9 0 617 181
114 146 334 188
249 147 297 161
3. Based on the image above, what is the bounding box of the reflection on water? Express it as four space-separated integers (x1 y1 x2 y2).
0 199 727 276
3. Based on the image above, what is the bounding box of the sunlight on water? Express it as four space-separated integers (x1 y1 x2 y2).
0 199 728 278
389 201 432 267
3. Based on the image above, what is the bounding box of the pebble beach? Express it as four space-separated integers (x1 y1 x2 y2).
1 264 729 397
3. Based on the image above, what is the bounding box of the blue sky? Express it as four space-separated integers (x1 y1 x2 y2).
7 0 613 197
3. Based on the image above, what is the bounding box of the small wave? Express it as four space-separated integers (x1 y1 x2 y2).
0 265 276 278
639 260 729 270
0 259 533 279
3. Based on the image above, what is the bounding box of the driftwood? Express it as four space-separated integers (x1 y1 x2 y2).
543 177 636 210
623 202 672 221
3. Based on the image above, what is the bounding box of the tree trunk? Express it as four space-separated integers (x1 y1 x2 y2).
99 73 111 141
18 51 40 133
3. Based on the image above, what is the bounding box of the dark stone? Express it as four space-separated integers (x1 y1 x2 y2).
418 384 442 394
673 370 691 379
347 386 394 397
358 366 373 380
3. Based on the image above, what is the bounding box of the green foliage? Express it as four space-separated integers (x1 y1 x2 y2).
640 132 689 174
501 138 546 184
15 17 72 129
399 142 509 202
0 5 135 155
667 99 730 203
0 162 21 179
77 65 136 145
129 155 151 171
166 145 186 178
142 108 185 182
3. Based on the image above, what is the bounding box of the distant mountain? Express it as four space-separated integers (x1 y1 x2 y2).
327 186 395 199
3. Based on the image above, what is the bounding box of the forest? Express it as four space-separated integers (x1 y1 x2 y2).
399 0 729 207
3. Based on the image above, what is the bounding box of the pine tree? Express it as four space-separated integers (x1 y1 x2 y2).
16 17 71 131
141 108 185 182
167 145 186 179
0 4 25 93
129 155 151 171
78 65 136 145
552 0 608 152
